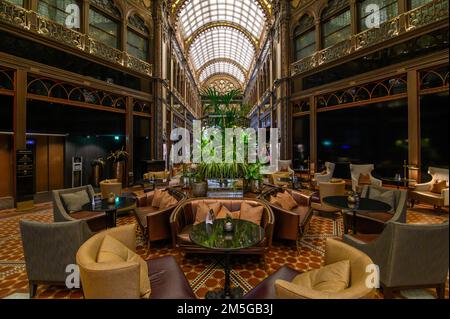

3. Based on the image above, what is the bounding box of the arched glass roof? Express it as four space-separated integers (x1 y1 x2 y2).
179 0 266 39
199 61 246 83
189 27 255 71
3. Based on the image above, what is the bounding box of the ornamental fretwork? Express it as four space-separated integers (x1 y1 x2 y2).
291 0 449 76
0 0 152 77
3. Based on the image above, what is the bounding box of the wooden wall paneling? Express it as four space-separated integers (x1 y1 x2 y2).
35 135 49 193
48 136 65 190
0 135 13 197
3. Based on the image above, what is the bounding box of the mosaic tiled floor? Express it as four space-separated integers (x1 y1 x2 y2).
0 202 448 299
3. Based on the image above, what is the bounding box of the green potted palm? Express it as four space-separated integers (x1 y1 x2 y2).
246 162 263 193
107 147 128 185
192 168 208 197
90 156 105 187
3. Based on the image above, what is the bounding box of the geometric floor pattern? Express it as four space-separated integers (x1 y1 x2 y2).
0 202 448 299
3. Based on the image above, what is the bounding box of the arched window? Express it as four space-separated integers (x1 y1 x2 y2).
321 0 351 49
38 0 82 30
89 0 121 49
294 14 316 61
127 14 149 61
358 0 398 32
408 0 433 9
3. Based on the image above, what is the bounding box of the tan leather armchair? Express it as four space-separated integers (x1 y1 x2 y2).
261 188 313 242
311 181 346 217
313 162 336 186
76 225 141 299
244 238 375 299
410 167 449 209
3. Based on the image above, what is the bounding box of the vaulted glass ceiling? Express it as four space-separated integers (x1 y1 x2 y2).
175 0 271 89
199 61 246 83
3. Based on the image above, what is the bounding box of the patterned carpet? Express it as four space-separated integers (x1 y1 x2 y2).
0 202 448 299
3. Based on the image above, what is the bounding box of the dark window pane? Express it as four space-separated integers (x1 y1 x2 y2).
420 92 449 181
358 0 398 32
293 116 310 169
318 99 408 179
127 30 148 60
409 0 433 9
38 0 82 30
5 0 23 6
295 30 315 60
89 9 119 48
322 10 351 48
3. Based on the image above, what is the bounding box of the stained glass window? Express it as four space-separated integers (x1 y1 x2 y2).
358 0 398 32
38 0 82 30
89 8 119 48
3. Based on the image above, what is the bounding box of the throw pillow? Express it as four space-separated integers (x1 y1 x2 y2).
151 189 165 208
275 260 350 298
195 202 221 225
269 195 281 207
159 194 177 209
368 187 396 213
240 202 264 225
97 235 151 298
216 205 232 219
61 190 91 213
358 174 371 185
276 191 298 211
431 180 447 194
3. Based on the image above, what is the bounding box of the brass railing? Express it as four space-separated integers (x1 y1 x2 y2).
0 0 152 77
291 0 449 76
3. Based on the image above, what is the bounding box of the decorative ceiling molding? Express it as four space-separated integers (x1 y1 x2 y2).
171 0 272 18
196 58 247 79
199 61 246 83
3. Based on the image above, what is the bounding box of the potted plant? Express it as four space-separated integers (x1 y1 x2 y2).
181 163 193 189
246 162 263 193
192 169 208 198
90 156 105 187
107 147 128 185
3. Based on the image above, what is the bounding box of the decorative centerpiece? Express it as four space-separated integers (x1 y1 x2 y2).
347 191 360 209
107 192 116 204
223 213 234 233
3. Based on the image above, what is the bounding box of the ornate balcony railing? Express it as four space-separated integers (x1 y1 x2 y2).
0 0 152 77
291 0 449 76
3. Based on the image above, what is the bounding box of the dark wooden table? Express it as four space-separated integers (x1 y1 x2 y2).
323 196 392 234
82 197 136 228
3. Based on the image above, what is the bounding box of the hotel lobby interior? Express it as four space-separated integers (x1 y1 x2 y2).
0 0 449 301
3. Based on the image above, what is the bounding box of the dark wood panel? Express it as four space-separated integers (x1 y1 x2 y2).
0 135 13 197
48 136 64 190
35 135 49 193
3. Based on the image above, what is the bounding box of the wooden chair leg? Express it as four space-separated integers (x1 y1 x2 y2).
381 284 395 299
436 283 446 299
29 281 37 298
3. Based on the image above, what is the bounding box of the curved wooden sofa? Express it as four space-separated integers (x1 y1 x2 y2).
260 187 313 242
170 198 274 255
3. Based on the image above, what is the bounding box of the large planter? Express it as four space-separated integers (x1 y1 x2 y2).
114 161 126 185
192 182 208 197
91 164 103 188
250 180 263 194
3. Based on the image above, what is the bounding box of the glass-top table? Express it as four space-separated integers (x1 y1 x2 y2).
82 197 136 228
190 219 264 299
323 196 392 235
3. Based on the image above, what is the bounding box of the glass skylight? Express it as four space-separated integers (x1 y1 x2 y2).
189 27 255 71
179 0 266 39
199 61 246 83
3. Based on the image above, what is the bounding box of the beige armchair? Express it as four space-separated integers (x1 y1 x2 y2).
410 167 449 209
350 164 382 192
76 224 196 299
244 239 375 299
313 162 336 185
311 180 346 217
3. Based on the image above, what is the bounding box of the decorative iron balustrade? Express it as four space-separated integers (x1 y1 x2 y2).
291 0 449 76
0 0 152 77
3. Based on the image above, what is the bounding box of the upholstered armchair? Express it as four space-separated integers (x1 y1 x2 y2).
343 221 449 299
268 160 295 187
409 167 449 209
244 239 375 299
76 225 196 299
343 185 408 234
20 220 92 298
313 162 336 185
311 181 346 218
52 186 107 232
350 164 382 192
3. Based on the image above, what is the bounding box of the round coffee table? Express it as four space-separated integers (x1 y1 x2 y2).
190 219 264 299
323 196 392 234
82 197 136 228
381 177 416 189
